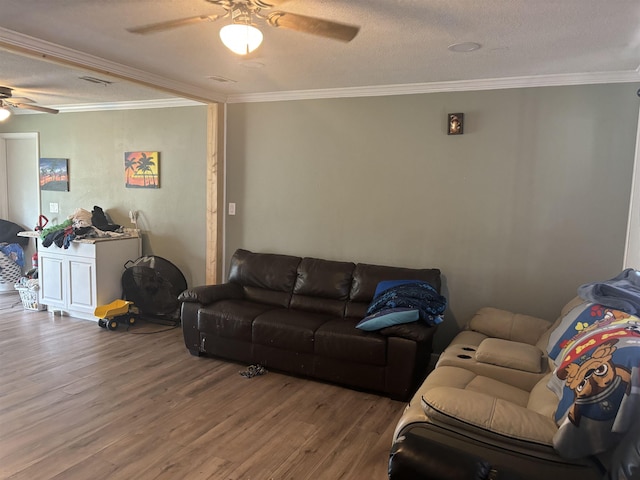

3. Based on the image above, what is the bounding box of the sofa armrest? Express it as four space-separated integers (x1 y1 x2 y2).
178 282 243 305
468 307 553 345
379 322 437 343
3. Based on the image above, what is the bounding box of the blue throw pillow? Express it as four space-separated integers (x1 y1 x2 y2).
356 307 420 331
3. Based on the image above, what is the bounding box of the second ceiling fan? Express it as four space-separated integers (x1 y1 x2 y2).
127 0 360 55
0 86 59 122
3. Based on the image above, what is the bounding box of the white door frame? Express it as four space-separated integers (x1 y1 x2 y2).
624 106 640 269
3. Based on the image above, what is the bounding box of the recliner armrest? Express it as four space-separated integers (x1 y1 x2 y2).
178 282 243 305
475 338 544 373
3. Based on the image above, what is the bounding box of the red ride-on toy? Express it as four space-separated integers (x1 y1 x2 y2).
94 299 139 330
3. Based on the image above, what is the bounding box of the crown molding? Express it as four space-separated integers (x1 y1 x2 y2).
0 27 222 104
12 97 204 115
226 69 640 104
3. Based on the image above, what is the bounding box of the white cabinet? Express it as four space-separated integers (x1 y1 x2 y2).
39 236 141 321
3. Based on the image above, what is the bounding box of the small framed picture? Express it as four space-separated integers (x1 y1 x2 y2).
125 151 160 189
448 113 464 135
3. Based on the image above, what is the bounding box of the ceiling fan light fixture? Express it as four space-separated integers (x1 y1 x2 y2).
0 105 11 122
220 23 263 55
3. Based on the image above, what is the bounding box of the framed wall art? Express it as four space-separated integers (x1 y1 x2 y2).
448 113 464 135
39 158 69 191
125 151 160 189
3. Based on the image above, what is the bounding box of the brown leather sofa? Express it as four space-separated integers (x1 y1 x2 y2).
179 248 442 401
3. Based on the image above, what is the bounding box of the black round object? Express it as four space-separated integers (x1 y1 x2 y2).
121 255 187 318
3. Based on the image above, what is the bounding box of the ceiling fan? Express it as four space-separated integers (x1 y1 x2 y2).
0 86 60 120
127 0 360 55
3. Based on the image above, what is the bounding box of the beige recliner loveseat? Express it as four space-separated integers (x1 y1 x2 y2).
389 296 640 480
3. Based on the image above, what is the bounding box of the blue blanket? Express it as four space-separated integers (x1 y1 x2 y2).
578 268 640 315
366 281 446 327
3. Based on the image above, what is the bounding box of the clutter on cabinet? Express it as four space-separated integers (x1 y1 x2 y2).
39 206 140 249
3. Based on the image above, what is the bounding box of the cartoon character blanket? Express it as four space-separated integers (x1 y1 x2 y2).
546 302 640 459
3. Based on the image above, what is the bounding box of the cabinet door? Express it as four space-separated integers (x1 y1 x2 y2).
40 254 65 308
67 257 96 316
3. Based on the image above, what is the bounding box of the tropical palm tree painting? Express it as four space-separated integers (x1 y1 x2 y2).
39 158 69 191
125 151 160 188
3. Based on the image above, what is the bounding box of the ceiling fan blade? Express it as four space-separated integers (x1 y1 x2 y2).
267 12 359 42
8 96 35 104
11 103 59 114
127 14 223 34
253 0 293 7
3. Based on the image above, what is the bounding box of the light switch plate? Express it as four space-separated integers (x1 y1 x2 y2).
49 202 59 213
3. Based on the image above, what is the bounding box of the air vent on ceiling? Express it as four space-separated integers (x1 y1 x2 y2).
78 76 113 86
207 75 236 83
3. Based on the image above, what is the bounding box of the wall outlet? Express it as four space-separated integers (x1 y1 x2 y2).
49 202 59 213
228 203 236 215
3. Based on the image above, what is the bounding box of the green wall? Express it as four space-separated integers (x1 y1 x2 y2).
226 84 640 349
0 106 208 288
3 84 639 351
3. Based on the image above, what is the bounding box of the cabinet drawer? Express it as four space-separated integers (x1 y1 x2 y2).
65 241 97 258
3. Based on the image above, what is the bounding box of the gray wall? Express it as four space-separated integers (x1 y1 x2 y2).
226 84 640 349
0 106 208 288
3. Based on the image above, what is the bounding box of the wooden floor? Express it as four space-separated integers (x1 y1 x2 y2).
0 293 404 480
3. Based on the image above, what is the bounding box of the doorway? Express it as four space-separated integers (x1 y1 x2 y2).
0 132 40 270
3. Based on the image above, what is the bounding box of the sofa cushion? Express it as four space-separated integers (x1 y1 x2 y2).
423 365 529 406
475 338 544 373
345 263 441 318
526 373 558 418
197 299 277 341
293 257 355 299
422 387 557 446
419 366 557 447
228 249 301 307
252 309 334 353
288 257 355 316
315 318 387 366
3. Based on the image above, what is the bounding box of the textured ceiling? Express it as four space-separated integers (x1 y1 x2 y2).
0 0 639 110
